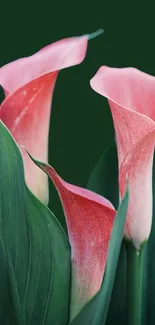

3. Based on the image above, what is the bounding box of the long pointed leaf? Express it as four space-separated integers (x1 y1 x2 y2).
0 121 70 325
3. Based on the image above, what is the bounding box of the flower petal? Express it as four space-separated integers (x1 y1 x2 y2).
0 73 57 203
0 36 88 94
0 36 88 203
90 66 155 165
120 131 155 248
24 155 115 321
90 66 155 119
90 66 155 248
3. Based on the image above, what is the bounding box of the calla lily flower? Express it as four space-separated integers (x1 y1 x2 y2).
90 66 155 249
25 154 115 321
0 35 88 203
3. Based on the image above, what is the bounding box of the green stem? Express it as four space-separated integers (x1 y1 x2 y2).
87 29 104 40
125 241 145 325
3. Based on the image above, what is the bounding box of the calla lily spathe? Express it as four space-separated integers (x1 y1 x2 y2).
90 66 155 249
26 155 115 321
0 35 88 203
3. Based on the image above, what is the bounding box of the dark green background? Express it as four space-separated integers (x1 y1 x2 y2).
0 1 154 226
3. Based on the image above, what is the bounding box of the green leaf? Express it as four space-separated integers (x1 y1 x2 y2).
0 233 14 325
0 121 70 325
105 240 127 325
69 188 129 325
87 142 119 209
87 142 127 325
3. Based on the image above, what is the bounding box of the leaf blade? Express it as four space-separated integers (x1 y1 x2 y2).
0 121 70 325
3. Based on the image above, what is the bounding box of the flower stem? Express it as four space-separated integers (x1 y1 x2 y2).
125 240 145 325
87 29 104 40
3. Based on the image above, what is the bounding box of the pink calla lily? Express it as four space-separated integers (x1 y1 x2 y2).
26 156 115 320
0 35 88 203
90 66 155 248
